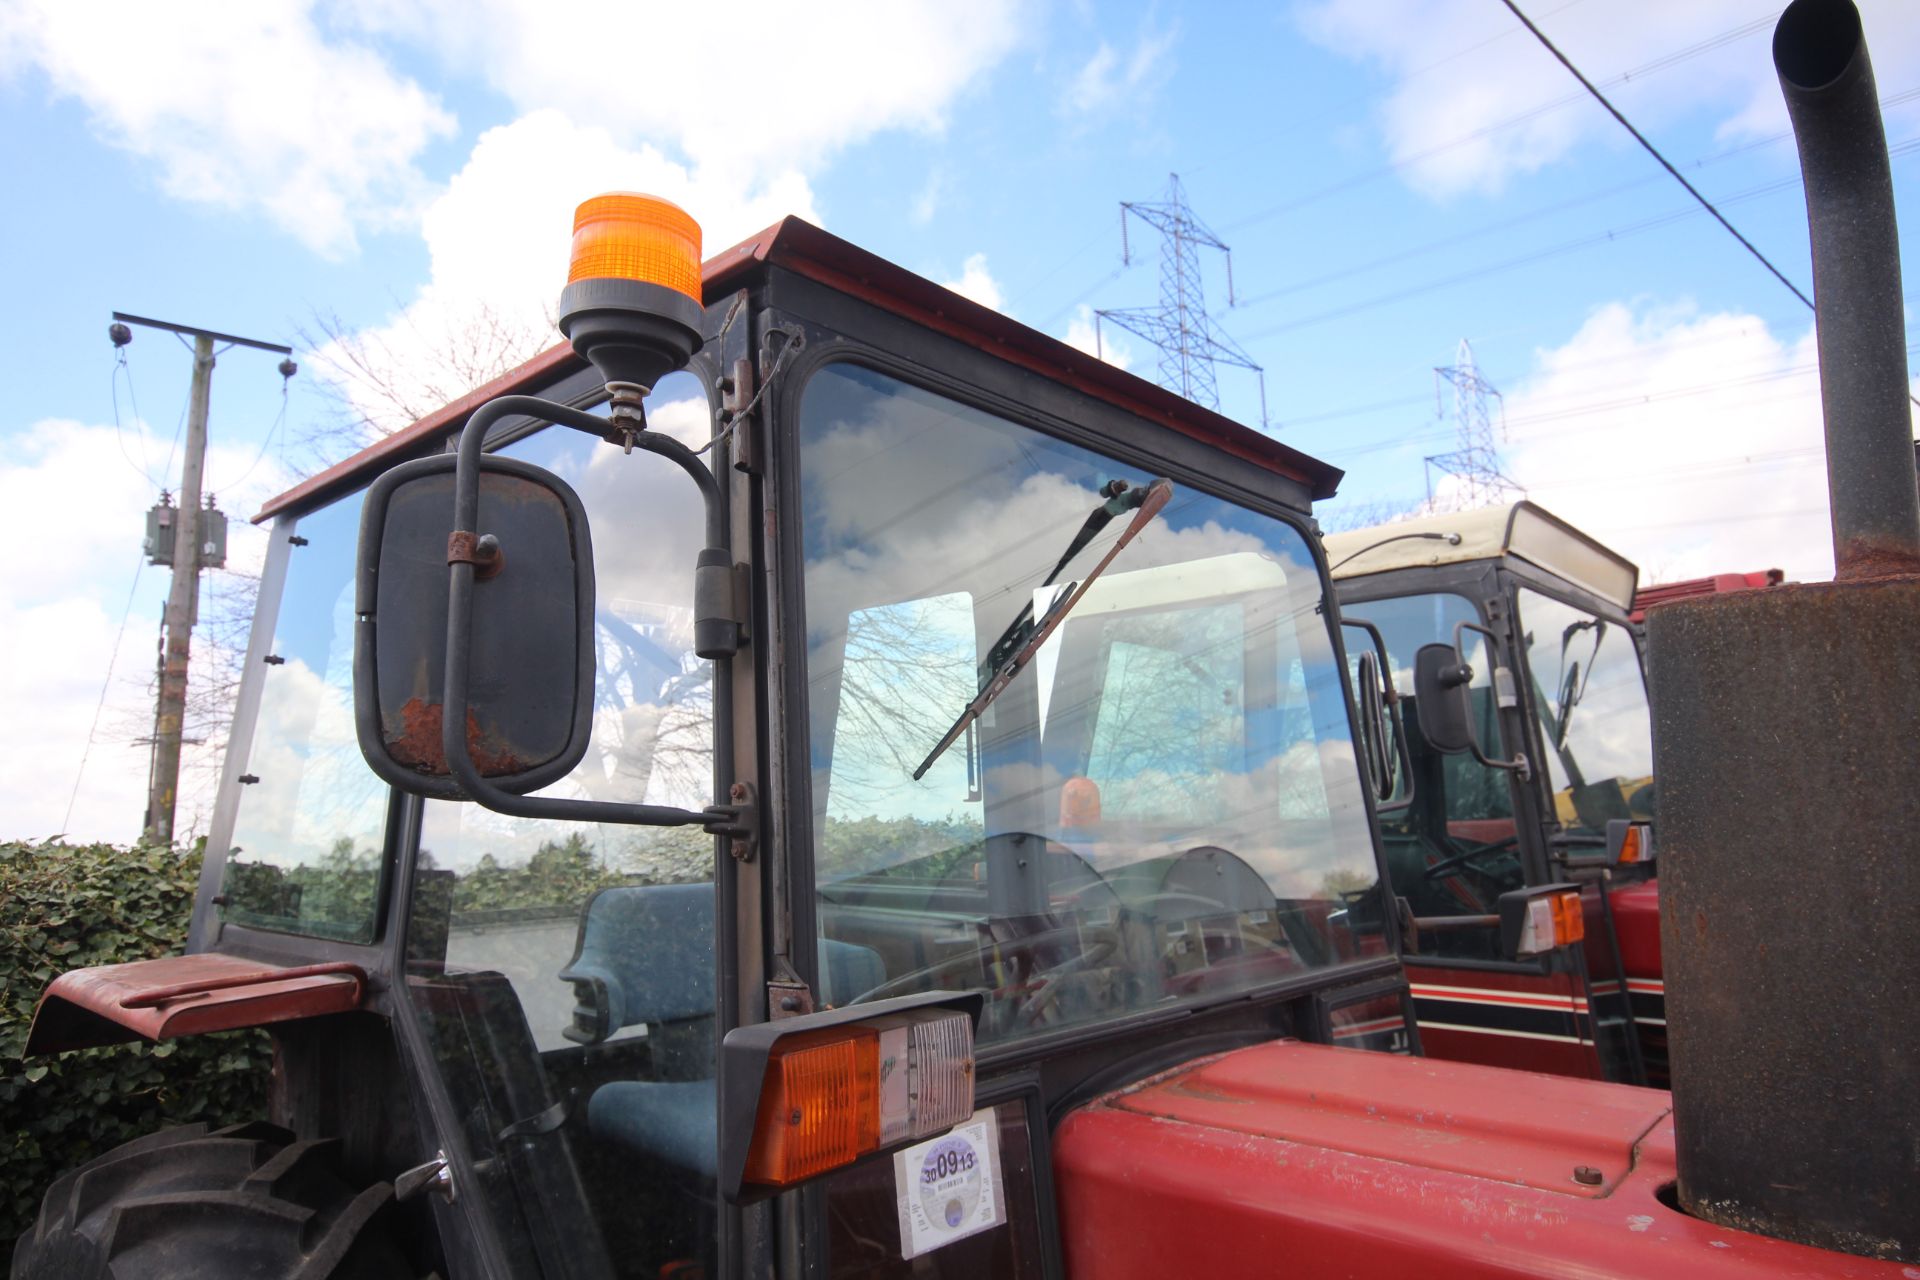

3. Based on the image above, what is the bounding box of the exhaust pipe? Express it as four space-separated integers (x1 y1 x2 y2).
1773 0 1920 578
1648 0 1919 1262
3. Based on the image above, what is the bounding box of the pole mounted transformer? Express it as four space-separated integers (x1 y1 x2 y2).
110 312 295 845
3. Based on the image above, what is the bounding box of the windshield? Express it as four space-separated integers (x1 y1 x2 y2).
1514 587 1654 836
798 364 1381 1048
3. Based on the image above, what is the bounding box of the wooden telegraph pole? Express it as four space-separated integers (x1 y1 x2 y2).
112 313 294 845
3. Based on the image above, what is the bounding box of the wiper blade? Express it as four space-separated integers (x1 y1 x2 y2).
912 477 1172 781
1553 618 1606 748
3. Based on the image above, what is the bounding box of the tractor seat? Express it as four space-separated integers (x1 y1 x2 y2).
558 882 884 1177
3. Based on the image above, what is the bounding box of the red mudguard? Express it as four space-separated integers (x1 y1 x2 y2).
1054 1040 1907 1278
23 953 366 1055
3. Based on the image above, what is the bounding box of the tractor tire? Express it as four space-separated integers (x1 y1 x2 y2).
11 1121 423 1280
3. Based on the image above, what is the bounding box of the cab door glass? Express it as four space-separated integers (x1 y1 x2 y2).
1514 588 1655 837
220 492 391 942
1342 592 1521 961
400 376 724 1280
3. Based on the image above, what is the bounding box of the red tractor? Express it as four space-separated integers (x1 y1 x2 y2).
1328 502 1667 1084
15 1 1915 1274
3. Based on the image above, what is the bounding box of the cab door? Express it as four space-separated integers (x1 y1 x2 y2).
1341 584 1609 1081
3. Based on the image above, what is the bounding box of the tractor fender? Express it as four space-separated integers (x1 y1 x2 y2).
23 953 367 1055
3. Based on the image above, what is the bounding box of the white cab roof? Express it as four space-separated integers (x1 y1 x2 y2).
1323 501 1639 610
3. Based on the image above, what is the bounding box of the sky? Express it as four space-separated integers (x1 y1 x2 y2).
2 0 1917 845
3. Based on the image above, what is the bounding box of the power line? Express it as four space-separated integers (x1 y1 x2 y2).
1499 0 1812 309
62 553 147 836
1227 94 1918 315
1238 142 1918 343
1240 177 1789 341
1223 7 1786 237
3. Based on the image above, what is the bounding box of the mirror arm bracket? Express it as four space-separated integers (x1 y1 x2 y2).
437 391 749 831
1452 620 1531 779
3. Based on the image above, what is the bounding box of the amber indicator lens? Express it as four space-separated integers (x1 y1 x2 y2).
1550 891 1585 946
566 193 702 301
744 1026 881 1187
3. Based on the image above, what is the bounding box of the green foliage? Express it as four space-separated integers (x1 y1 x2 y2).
0 840 271 1262
223 836 382 942
815 812 985 880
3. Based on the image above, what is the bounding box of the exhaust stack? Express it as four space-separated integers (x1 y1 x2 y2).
1648 0 1918 1261
1774 0 1920 578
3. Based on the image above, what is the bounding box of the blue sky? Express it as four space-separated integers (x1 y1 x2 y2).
3 0 1917 842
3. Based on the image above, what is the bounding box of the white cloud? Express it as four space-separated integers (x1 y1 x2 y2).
1062 23 1179 118
1064 304 1135 371
912 166 947 226
1297 0 1920 199
0 420 291 842
312 109 819 437
938 252 1006 312
344 0 1021 183
1500 301 1849 583
0 0 453 255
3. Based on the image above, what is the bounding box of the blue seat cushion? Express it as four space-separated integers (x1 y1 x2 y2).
587 1079 718 1179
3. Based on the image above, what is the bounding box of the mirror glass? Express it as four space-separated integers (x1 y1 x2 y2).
357 455 593 795
1412 643 1475 755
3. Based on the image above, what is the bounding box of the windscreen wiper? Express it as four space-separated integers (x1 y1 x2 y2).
911 477 1172 781
1552 618 1605 749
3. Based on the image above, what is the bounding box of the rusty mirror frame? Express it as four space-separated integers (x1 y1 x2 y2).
352 451 597 801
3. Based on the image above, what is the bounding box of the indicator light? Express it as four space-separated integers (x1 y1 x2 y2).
741 1008 975 1191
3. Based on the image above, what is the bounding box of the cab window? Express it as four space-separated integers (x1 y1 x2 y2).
220 492 390 942
799 363 1382 1048
1514 587 1654 837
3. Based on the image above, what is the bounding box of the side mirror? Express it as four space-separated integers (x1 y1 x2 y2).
1413 625 1531 780
1342 618 1409 808
1411 643 1476 754
354 453 595 799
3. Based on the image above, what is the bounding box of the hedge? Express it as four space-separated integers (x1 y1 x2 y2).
0 840 271 1265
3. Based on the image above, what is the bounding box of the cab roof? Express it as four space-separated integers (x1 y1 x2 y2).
258 217 1342 522
1323 501 1640 611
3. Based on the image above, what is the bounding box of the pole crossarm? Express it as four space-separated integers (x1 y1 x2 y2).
112 312 292 355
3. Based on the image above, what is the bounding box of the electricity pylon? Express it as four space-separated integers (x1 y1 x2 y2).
1096 174 1268 426
1423 338 1522 510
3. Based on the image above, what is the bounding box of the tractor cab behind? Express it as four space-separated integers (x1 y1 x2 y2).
1325 503 1661 1084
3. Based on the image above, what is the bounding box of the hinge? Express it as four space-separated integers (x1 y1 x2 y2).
705 781 758 862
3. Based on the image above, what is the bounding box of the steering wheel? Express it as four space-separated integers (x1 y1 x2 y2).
1421 833 1522 882
842 918 1117 1014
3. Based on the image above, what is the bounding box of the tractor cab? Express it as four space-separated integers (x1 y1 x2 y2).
1325 503 1662 1084
21 210 1429 1279
20 5 1920 1274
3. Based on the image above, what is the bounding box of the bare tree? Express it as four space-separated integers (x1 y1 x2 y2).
296 301 557 469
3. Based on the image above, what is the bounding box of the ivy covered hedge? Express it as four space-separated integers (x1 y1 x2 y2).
0 840 271 1264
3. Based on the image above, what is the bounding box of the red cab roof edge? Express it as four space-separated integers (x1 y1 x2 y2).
257 217 1339 522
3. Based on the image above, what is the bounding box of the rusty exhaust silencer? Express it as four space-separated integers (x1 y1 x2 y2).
1647 0 1918 1261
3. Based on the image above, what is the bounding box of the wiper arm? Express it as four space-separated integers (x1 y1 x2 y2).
911 477 1172 781
1552 618 1605 749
